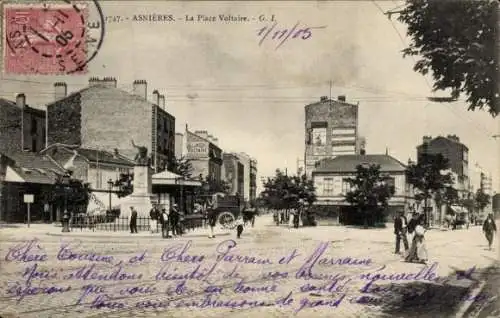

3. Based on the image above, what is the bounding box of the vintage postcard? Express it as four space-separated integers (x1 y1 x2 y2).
0 1 499 317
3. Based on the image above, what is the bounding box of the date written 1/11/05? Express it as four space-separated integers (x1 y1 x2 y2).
257 21 327 49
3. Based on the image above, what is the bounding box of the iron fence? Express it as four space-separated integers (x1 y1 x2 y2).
69 214 207 232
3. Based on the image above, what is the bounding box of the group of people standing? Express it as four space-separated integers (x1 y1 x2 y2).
154 204 183 238
394 211 428 264
395 211 498 263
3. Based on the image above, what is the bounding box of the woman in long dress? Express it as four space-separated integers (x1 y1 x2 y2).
405 215 428 263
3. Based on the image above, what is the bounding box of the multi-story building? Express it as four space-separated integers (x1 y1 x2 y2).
236 153 251 201
416 135 469 197
222 153 244 196
312 154 411 224
249 158 258 203
0 94 46 153
304 95 359 178
183 128 222 182
46 77 175 172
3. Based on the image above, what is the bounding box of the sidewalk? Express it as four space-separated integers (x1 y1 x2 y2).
0 222 231 239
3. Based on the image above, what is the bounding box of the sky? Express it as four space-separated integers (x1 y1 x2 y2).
1 1 499 194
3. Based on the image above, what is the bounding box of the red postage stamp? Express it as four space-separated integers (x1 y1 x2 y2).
3 3 89 75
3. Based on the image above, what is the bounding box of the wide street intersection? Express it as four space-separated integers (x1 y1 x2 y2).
0 215 498 318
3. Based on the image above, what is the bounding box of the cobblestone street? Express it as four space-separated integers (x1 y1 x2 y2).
0 215 498 318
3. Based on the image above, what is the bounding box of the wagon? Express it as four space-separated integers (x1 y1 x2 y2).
197 193 242 229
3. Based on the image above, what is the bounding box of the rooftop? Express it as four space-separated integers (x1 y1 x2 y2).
1 151 66 184
313 154 406 174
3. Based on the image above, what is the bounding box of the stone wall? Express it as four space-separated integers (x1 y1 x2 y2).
47 93 82 145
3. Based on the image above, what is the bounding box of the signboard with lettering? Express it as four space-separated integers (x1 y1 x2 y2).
187 141 208 157
24 194 34 203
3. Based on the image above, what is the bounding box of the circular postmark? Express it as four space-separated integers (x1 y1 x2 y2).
4 0 105 75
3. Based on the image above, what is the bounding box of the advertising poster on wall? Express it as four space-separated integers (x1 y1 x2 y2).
312 128 327 146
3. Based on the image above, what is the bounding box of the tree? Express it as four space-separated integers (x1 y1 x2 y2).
344 164 395 228
405 153 454 226
260 169 316 211
474 188 491 212
169 156 194 178
398 0 498 116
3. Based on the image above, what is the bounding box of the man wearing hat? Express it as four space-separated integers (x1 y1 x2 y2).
170 203 180 236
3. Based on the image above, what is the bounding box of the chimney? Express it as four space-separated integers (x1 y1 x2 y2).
16 93 26 108
101 77 117 88
320 96 328 102
133 80 147 99
159 94 165 109
88 77 101 87
423 136 432 144
338 95 346 102
54 82 67 101
152 90 160 105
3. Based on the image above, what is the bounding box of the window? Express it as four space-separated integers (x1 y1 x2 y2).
323 178 334 196
463 150 468 161
31 139 37 152
342 178 351 194
386 177 395 192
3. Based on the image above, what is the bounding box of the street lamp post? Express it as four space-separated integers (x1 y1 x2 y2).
107 179 114 231
61 173 71 233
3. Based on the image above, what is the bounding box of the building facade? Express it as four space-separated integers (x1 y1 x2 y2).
236 153 251 201
312 154 411 224
249 158 258 203
304 95 359 178
0 94 46 153
416 135 469 197
222 153 244 196
46 77 175 172
184 129 223 182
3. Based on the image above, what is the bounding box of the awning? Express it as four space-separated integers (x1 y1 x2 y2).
87 192 124 214
450 205 468 214
152 170 202 187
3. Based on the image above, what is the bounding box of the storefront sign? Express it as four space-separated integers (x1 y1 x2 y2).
187 142 208 156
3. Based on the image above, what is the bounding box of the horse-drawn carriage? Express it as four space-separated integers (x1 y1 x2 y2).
197 193 243 229
444 205 470 229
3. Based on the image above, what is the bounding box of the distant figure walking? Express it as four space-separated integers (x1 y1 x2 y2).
394 211 409 254
207 200 217 239
482 213 497 250
236 216 244 239
129 206 138 234
405 214 428 263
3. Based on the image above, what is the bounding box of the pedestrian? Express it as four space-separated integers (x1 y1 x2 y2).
129 206 138 234
150 205 159 234
405 214 428 264
394 211 409 254
236 216 244 239
160 208 170 238
482 213 497 250
170 204 179 236
207 201 217 239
